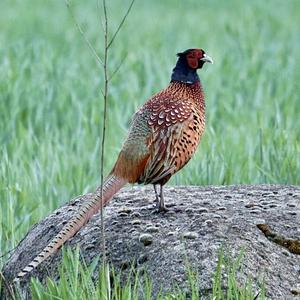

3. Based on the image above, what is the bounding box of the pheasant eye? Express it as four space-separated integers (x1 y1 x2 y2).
197 51 203 58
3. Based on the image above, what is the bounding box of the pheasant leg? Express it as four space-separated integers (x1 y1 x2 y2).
153 184 160 204
157 185 168 212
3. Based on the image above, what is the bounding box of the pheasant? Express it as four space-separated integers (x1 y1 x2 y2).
14 48 213 281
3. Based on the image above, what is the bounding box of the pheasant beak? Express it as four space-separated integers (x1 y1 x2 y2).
201 53 214 64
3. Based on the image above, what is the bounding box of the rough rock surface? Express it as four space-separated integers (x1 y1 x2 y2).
2 185 300 299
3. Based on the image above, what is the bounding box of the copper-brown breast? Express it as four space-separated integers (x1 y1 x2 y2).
139 81 205 185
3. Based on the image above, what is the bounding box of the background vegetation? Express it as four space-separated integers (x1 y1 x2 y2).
0 0 299 297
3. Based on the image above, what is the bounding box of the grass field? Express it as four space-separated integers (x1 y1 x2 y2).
0 0 299 298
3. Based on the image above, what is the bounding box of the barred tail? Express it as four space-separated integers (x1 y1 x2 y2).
14 174 126 282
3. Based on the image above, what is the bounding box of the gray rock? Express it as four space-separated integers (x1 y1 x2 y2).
182 231 198 239
145 226 159 233
1 185 300 299
139 233 153 246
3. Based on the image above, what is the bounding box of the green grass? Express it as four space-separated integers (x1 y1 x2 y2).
0 0 299 298
2 248 265 300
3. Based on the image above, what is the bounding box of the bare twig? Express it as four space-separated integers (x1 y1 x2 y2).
0 248 14 259
99 0 135 266
65 0 135 272
97 0 105 33
99 0 109 264
107 0 135 49
108 53 128 82
0 271 16 300
65 0 104 66
254 291 261 300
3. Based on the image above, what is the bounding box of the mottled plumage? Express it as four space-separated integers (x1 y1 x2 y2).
14 48 213 281
140 81 205 185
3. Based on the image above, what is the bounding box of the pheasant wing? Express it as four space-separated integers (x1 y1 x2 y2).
140 99 204 185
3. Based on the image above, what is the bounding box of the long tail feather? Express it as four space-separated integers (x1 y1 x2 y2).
13 174 126 282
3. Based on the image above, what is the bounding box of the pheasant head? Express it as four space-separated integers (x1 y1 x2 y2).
171 48 213 84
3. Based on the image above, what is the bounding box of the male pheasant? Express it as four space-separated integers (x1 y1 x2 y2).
14 48 213 281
